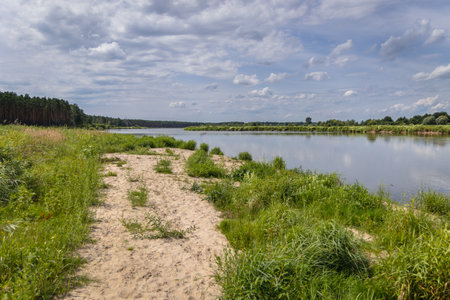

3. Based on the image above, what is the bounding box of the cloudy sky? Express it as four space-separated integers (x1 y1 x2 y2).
1 0 449 122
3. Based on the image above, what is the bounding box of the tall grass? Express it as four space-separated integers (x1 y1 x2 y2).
202 156 449 299
0 125 197 298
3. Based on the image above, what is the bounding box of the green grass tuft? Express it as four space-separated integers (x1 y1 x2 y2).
154 159 173 174
185 150 226 178
127 185 148 207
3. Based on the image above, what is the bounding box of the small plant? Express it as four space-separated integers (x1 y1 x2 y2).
189 181 204 193
414 190 449 217
154 159 173 174
165 148 175 156
105 171 117 177
121 214 196 239
100 182 110 189
116 160 126 167
238 151 252 161
272 156 286 170
127 185 148 207
210 147 224 155
200 143 209 152
127 175 140 182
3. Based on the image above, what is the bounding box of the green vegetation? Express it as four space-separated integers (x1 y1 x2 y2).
199 143 209 152
238 151 252 161
122 214 195 239
210 147 224 155
153 159 173 174
199 157 449 299
185 150 226 178
0 125 199 298
127 185 149 207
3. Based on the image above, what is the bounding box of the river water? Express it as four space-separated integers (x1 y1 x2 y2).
109 128 450 202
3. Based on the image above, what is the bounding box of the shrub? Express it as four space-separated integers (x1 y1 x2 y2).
199 143 209 152
414 190 449 217
238 151 252 161
153 159 172 174
210 147 224 155
272 156 286 170
185 150 226 178
182 140 196 150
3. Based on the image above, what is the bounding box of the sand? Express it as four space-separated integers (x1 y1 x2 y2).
66 148 234 300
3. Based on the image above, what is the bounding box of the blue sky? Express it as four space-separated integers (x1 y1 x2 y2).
1 0 449 122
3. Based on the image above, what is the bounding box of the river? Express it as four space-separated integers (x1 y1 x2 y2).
109 128 450 202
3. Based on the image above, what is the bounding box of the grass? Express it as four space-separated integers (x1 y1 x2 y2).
105 171 117 177
185 150 226 178
127 185 148 207
200 156 449 299
153 159 173 174
121 214 196 239
210 147 224 155
238 151 252 161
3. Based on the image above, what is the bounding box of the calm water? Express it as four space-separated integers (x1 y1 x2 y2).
110 128 450 202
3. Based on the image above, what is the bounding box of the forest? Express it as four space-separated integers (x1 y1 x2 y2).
1 91 449 129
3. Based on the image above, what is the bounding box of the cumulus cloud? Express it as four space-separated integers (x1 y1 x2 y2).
294 93 316 99
305 72 329 81
233 74 260 85
380 19 445 59
88 42 125 59
415 95 439 107
413 63 450 81
330 39 353 57
249 87 273 98
343 90 357 96
425 28 446 45
264 73 287 83
306 39 354 67
169 101 186 108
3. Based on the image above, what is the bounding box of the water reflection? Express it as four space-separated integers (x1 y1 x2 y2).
109 129 450 202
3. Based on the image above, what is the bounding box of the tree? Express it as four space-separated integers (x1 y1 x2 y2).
436 115 448 125
305 117 312 125
422 116 436 125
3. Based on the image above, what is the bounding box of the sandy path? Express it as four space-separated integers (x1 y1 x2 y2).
66 149 232 299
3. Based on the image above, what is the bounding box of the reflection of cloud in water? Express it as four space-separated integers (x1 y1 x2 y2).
409 168 450 193
343 154 352 167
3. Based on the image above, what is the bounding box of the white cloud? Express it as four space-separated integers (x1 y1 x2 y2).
330 39 353 57
343 90 357 96
233 74 260 85
88 42 126 59
395 91 406 97
169 101 186 108
305 72 329 81
294 93 316 99
415 95 439 107
249 87 273 98
425 28 446 45
264 73 287 83
380 19 445 59
413 63 450 81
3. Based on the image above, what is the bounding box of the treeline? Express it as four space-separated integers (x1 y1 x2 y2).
320 113 449 126
0 91 203 128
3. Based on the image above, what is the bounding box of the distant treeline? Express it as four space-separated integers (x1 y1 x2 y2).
0 91 204 128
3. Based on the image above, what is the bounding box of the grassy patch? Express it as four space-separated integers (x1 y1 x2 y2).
105 171 117 177
154 159 173 174
185 150 226 178
121 214 196 239
127 185 148 207
238 151 252 161
210 147 224 155
200 157 449 299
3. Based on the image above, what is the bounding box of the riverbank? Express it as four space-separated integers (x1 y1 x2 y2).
1 126 448 299
185 124 450 135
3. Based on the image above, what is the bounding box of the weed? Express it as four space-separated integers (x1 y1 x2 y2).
154 159 173 174
189 181 204 193
414 189 449 217
105 171 117 177
127 185 148 207
116 160 126 167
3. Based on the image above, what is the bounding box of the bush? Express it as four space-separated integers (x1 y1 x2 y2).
185 150 226 178
414 190 449 217
182 140 196 150
272 156 286 170
199 143 209 152
210 147 224 155
238 151 252 161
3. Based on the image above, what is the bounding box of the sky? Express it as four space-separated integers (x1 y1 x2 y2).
1 0 449 122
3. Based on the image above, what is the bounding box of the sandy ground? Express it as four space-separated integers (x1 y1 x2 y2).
66 149 236 300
